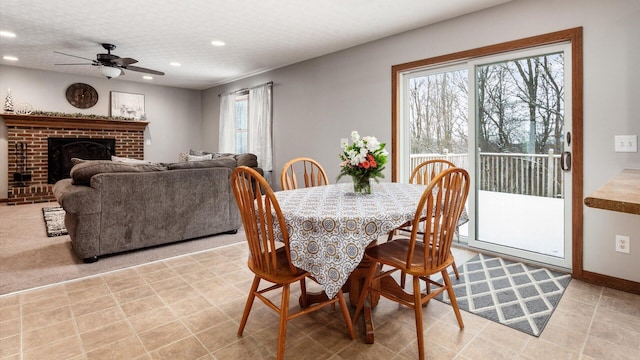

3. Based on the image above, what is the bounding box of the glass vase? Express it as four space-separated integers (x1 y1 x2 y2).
352 175 371 194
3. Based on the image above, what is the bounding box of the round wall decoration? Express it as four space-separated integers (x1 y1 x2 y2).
65 83 98 109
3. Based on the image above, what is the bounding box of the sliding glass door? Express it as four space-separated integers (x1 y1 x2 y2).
399 43 572 269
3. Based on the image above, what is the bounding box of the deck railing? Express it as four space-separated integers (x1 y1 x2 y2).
410 149 564 198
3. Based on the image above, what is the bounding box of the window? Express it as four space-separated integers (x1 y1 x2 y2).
219 82 273 178
234 94 248 154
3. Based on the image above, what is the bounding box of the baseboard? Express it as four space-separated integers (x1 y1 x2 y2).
579 270 640 295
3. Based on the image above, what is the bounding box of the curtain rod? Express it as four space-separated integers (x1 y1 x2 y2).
218 81 273 97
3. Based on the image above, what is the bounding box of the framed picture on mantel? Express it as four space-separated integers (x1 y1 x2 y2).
110 91 146 120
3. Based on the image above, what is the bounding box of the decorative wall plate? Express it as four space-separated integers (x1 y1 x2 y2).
66 83 98 109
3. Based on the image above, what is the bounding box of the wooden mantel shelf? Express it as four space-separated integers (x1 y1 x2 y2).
1 113 149 131
584 169 640 215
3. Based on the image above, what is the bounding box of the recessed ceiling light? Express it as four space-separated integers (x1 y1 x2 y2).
143 75 153 80
3 56 18 61
210 40 226 47
170 62 181 67
0 30 16 38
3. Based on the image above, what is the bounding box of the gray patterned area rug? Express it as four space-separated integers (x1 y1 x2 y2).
435 253 571 337
42 206 68 237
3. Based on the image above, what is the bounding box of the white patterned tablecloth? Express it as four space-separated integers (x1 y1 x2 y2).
274 182 426 298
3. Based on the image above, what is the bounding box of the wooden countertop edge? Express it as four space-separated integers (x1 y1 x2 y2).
584 197 640 215
584 169 640 215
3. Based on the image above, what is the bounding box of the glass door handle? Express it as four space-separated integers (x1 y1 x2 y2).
561 151 572 171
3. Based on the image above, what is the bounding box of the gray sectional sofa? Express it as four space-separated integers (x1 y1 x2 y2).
53 153 261 262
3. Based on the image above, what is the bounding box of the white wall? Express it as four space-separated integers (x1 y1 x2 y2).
0 65 203 196
202 0 640 282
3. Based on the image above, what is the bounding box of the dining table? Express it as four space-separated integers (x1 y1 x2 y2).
273 181 428 343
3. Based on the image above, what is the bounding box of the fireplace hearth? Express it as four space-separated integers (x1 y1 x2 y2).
48 138 116 184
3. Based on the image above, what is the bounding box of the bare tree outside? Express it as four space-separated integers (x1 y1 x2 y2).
408 51 565 197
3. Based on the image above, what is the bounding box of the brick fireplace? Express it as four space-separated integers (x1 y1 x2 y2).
2 114 148 205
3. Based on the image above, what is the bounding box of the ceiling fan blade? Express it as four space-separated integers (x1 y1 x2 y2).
111 57 138 66
53 50 95 62
123 65 165 76
54 63 94 65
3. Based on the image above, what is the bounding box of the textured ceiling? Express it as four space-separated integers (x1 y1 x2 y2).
0 0 510 90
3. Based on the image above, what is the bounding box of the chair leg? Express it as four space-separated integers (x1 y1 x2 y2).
238 276 260 336
442 270 464 329
277 284 291 360
336 290 356 340
352 259 378 325
412 275 425 360
299 278 308 308
451 259 460 280
387 230 395 242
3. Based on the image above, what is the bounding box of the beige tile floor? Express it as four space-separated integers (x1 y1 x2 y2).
1 203 639 359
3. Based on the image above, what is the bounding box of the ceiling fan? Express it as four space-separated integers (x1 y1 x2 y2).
54 43 165 79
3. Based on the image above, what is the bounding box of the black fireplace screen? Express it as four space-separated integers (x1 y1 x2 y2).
48 138 116 184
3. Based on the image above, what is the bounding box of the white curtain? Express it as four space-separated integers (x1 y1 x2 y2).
248 84 273 175
218 93 236 153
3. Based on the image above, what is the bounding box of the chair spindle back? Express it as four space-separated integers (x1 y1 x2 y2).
408 167 470 271
409 159 456 185
280 157 329 190
232 166 296 276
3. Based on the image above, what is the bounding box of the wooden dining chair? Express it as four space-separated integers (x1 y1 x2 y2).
231 166 355 360
353 167 470 360
388 159 461 285
280 157 329 190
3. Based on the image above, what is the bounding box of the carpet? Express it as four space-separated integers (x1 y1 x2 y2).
42 206 68 237
435 253 571 337
1 203 247 295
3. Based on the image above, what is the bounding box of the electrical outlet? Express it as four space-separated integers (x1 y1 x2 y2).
340 138 349 148
615 235 630 254
614 135 637 152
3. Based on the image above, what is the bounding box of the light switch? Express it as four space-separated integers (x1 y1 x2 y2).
614 135 637 152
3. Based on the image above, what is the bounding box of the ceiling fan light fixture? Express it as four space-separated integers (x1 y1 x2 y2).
100 65 121 79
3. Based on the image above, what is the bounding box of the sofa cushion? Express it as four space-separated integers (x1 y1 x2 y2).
70 160 167 185
166 157 237 170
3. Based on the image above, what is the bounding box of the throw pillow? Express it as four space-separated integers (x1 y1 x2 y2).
189 149 214 156
178 152 189 162
235 153 259 168
166 157 237 170
188 153 213 161
111 155 151 164
214 152 234 158
70 160 167 185
71 158 86 165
